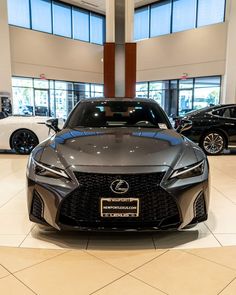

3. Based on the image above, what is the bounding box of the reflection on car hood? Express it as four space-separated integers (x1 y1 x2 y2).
39 128 203 170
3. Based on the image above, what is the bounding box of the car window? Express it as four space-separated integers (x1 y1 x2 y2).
212 107 236 119
0 112 7 120
67 101 172 129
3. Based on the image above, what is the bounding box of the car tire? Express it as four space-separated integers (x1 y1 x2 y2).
11 129 39 155
200 131 226 155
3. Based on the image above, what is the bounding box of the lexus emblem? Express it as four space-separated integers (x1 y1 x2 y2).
110 179 129 194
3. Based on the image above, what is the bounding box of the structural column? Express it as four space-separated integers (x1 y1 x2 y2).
223 0 236 103
0 0 12 97
104 0 136 98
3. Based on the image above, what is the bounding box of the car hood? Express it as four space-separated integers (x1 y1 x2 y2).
39 128 203 170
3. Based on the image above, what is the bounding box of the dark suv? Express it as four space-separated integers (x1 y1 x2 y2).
179 104 236 155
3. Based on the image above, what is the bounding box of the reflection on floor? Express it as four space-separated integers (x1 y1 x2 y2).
1 154 236 294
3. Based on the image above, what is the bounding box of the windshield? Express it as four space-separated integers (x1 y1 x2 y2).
67 100 171 129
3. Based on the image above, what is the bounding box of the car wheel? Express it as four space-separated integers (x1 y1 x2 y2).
200 131 225 155
11 129 39 154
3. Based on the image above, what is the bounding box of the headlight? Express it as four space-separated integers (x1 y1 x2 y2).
170 160 205 179
33 159 70 179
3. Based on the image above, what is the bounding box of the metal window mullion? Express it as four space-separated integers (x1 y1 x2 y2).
192 78 195 110
170 0 174 34
51 0 54 34
29 0 32 29
70 5 73 39
195 0 199 28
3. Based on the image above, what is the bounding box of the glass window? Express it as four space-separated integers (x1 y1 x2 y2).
54 81 73 118
150 1 171 37
8 0 30 28
53 1 72 38
172 0 197 33
73 8 89 42
134 6 149 41
90 13 104 44
194 77 220 110
31 0 52 33
149 82 167 107
91 84 104 97
197 0 225 27
136 83 149 98
74 83 90 103
179 79 194 89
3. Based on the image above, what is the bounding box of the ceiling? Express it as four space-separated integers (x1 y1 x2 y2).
63 0 159 14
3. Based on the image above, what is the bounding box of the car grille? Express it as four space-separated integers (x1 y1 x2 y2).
31 192 44 221
59 172 181 229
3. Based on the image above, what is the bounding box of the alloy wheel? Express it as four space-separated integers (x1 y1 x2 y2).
202 132 224 155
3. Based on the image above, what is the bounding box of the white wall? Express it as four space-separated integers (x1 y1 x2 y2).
10 27 103 84
137 23 227 82
0 0 12 95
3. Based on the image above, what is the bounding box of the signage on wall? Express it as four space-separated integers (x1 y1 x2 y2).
180 73 188 80
39 73 47 80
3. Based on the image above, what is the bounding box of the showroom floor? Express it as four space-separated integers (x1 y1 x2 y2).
1 154 236 294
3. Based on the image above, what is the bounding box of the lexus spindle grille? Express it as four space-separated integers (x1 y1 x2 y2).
59 172 181 229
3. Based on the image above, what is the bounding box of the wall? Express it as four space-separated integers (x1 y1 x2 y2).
0 0 12 95
137 23 227 82
9 26 104 84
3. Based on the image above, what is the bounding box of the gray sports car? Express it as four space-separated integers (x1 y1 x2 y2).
27 98 209 231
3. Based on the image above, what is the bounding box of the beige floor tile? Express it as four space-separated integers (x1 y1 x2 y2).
0 214 33 235
131 250 236 295
94 275 165 295
186 246 236 271
215 234 236 246
88 249 166 273
0 275 35 295
20 226 89 250
15 250 124 295
153 231 220 249
88 232 155 250
220 278 236 295
0 265 10 279
0 247 66 273
0 235 25 247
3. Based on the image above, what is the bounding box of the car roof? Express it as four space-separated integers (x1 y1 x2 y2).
79 97 158 104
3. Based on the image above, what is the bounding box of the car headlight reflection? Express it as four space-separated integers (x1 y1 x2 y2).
170 160 205 179
33 160 70 179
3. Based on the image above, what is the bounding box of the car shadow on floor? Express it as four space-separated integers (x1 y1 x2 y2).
31 226 202 250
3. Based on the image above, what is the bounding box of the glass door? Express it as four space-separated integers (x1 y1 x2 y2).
34 89 50 116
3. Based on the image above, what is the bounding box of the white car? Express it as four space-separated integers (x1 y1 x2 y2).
0 112 51 154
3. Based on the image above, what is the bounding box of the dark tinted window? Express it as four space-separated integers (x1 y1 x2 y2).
212 107 236 118
67 101 171 128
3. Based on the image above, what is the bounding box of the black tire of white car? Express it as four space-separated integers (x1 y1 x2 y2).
200 131 226 155
11 129 39 155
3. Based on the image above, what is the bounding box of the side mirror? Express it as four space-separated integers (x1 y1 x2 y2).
46 118 60 132
176 119 192 133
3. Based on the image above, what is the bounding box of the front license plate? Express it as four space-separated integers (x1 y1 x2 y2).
101 198 139 217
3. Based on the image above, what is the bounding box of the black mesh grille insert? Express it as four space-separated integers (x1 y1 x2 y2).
59 172 181 229
31 192 44 221
190 193 207 224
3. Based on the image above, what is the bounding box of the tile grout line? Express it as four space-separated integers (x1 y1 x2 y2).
217 276 236 294
212 185 236 206
204 222 223 247
13 249 72 275
85 248 169 276
0 263 38 295
181 249 236 272
18 225 36 248
0 187 25 209
128 273 170 295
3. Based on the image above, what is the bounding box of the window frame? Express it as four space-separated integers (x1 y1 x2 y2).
8 0 105 45
134 0 226 41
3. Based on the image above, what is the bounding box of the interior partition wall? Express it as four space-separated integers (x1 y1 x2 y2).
12 77 104 118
